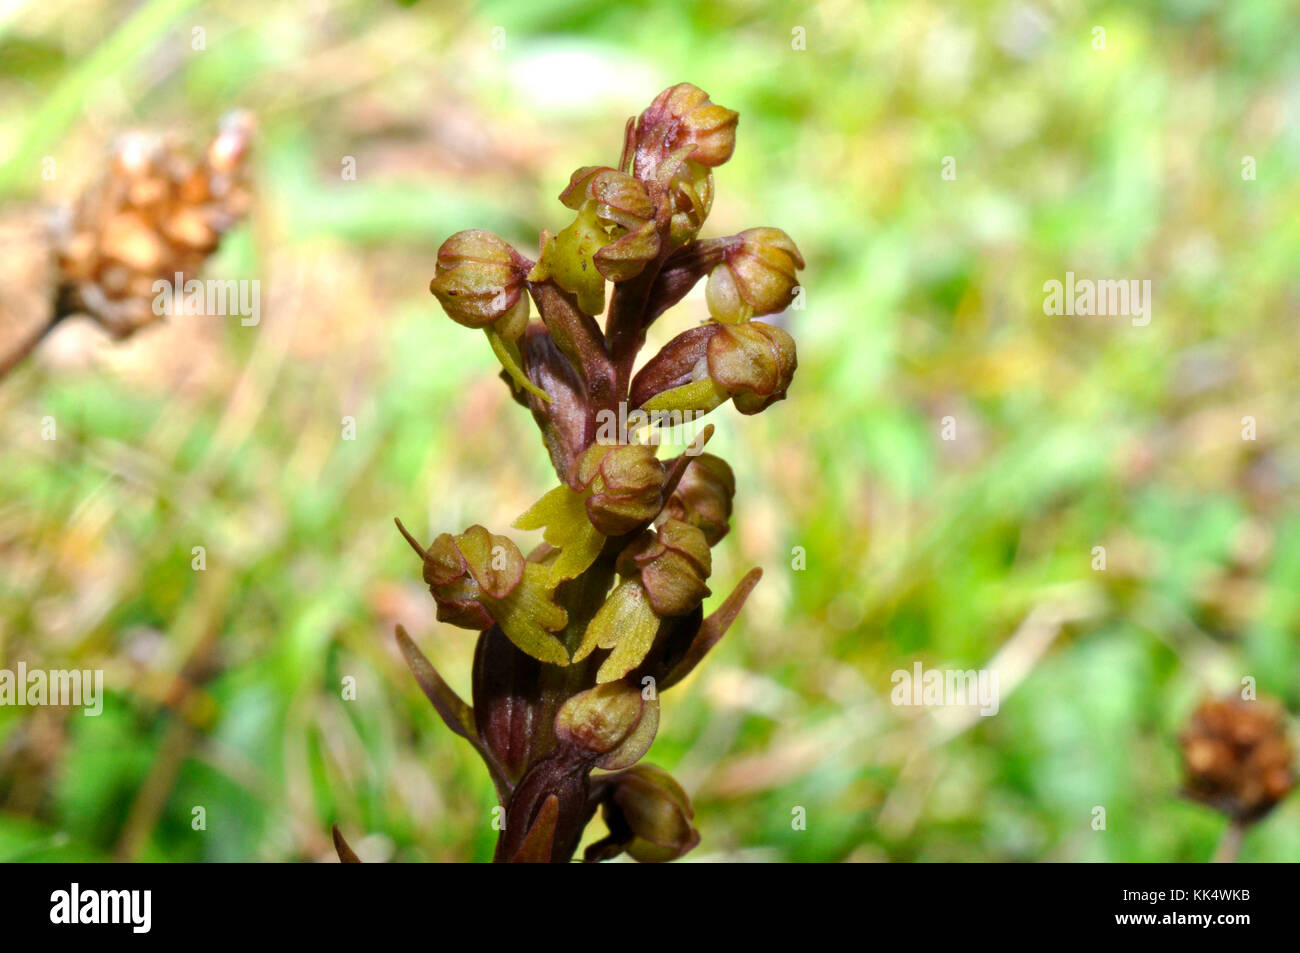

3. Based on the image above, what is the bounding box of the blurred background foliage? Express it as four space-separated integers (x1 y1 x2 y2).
1 0 1299 861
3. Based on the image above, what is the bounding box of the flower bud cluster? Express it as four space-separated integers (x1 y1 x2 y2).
392 83 803 864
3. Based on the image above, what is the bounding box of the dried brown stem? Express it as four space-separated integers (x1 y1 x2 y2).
1211 818 1246 863
0 312 62 382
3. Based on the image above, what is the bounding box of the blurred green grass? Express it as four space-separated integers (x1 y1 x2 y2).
1 0 1299 861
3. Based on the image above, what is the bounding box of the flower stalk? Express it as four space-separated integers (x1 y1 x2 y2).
348 84 804 863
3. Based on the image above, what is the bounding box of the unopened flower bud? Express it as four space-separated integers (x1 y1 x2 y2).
629 320 797 420
430 229 530 338
559 166 655 232
667 160 713 247
570 442 666 536
705 227 804 323
398 521 568 665
587 764 699 863
707 320 797 414
638 83 738 169
658 453 735 545
542 167 660 315
617 519 711 616
421 525 524 629
554 682 656 768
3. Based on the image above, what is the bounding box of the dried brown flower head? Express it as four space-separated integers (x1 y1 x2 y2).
1180 696 1294 824
52 110 254 338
